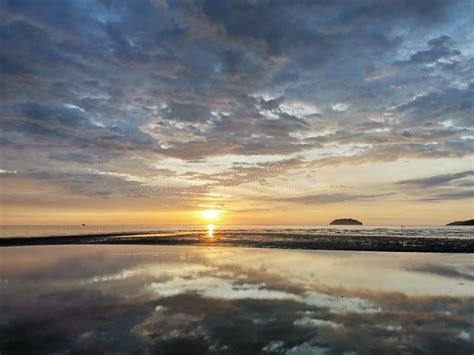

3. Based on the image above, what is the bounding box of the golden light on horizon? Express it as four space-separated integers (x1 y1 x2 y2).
200 209 220 220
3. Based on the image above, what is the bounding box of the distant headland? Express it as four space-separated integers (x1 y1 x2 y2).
329 218 363 225
446 219 474 226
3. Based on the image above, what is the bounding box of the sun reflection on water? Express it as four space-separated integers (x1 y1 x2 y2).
207 224 214 238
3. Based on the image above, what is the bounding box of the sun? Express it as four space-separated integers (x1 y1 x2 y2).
200 209 220 220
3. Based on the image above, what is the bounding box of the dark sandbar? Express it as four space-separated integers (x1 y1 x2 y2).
1 231 473 253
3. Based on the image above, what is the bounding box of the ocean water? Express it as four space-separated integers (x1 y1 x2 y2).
1 245 473 354
1 224 473 239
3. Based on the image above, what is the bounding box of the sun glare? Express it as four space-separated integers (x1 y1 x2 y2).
201 209 220 220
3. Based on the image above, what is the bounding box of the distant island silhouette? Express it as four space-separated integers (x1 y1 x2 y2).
447 219 474 226
329 218 363 225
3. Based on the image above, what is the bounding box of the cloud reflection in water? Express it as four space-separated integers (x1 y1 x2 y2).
0 245 473 354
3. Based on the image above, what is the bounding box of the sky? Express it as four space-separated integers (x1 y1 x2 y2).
0 0 473 225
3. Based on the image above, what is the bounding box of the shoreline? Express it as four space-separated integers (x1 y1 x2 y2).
1 232 473 253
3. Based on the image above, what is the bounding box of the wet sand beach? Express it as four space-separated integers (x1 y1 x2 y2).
1 229 473 253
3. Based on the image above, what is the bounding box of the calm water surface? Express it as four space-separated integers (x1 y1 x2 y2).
1 245 473 354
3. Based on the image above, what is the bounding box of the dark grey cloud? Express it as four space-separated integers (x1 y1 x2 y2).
396 84 474 127
201 0 459 63
150 96 313 159
397 170 474 188
23 169 146 198
281 192 395 205
396 35 461 66
420 190 474 201
396 170 474 202
0 101 157 166
161 101 212 123
48 152 107 164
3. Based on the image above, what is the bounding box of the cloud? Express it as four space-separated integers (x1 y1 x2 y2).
331 103 351 112
396 35 461 66
48 152 107 164
281 192 395 205
395 84 474 127
420 190 474 201
147 96 313 159
0 0 472 211
0 169 17 174
395 170 474 202
397 170 474 188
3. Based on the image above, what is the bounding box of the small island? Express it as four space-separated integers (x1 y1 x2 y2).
446 219 474 226
329 218 363 225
